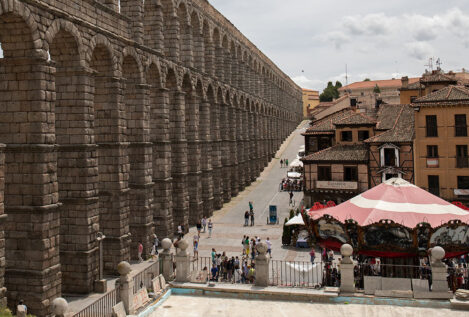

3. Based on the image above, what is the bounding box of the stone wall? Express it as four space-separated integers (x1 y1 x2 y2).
0 0 302 315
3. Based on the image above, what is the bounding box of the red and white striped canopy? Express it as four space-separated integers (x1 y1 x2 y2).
308 178 469 228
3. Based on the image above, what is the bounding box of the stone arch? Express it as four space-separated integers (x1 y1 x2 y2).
87 34 118 76
161 0 178 59
202 19 214 76
44 18 86 65
121 46 144 84
0 0 43 55
144 0 164 51
177 1 192 66
191 10 203 71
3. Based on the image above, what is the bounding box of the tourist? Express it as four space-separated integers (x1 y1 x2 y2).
196 220 202 235
250 238 256 260
242 261 249 283
266 237 272 257
248 263 256 283
234 265 242 283
202 216 207 233
216 254 222 273
193 240 198 259
17 300 27 316
285 158 289 167
138 242 143 262
250 209 255 226
211 248 216 265
289 191 294 205
153 234 159 255
177 224 183 238
244 211 249 226
249 201 253 212
245 237 250 259
150 244 157 261
280 159 283 167
309 248 315 264
242 235 247 255
193 234 199 249
210 264 219 282
208 219 213 237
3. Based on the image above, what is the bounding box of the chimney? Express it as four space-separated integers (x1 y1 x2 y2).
401 76 409 89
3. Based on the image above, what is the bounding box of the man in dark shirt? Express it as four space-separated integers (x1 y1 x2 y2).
211 264 219 281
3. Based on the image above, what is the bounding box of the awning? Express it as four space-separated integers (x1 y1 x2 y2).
286 214 305 226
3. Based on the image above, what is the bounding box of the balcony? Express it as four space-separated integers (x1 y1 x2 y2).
456 156 469 168
316 181 358 190
426 158 439 168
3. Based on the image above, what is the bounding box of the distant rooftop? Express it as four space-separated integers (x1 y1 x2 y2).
340 78 420 91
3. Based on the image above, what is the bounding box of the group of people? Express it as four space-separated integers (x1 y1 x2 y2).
208 249 256 283
279 158 289 168
242 235 272 260
244 201 255 226
280 178 303 192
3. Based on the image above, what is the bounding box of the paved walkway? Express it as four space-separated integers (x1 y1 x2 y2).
186 121 310 262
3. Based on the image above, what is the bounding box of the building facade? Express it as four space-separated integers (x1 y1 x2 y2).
0 0 302 314
302 88 319 119
412 86 469 202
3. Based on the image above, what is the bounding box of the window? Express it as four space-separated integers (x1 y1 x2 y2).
384 148 397 166
458 176 469 190
456 145 468 168
427 145 438 158
428 175 440 196
344 166 358 181
341 131 352 142
455 114 467 137
385 174 398 181
318 166 331 181
318 137 331 151
410 96 417 102
426 115 438 137
358 130 369 141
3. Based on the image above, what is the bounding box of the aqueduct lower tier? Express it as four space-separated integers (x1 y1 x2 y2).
0 0 302 314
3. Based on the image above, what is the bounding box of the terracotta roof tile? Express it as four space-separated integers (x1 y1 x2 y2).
339 78 419 91
302 144 368 162
333 112 376 126
365 105 414 143
305 109 353 132
413 85 469 105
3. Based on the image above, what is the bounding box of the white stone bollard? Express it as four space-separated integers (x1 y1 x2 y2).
117 261 135 315
255 242 270 287
175 239 191 282
160 238 174 281
52 297 68 317
339 244 355 293
430 246 450 293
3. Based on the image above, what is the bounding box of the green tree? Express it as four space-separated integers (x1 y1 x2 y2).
319 81 343 102
373 84 381 94
363 78 371 81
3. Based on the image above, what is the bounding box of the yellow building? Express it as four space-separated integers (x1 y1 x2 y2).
302 88 320 118
412 85 469 202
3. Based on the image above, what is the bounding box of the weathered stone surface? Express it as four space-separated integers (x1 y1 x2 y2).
0 0 302 315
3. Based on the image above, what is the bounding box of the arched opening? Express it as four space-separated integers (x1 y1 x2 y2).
0 11 61 314
220 90 231 201
202 21 213 76
49 28 99 294
222 36 230 85
213 28 223 81
229 94 239 197
162 0 178 60
144 0 164 52
178 3 192 67
191 12 204 72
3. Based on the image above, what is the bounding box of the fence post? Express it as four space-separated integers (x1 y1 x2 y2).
339 244 355 293
255 242 270 287
51 297 68 317
117 261 135 315
160 238 174 280
175 239 191 282
430 246 450 293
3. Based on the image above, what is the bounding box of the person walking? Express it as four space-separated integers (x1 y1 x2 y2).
280 159 283 168
266 237 272 257
250 209 255 226
242 235 247 255
138 242 143 263
208 219 213 237
202 216 207 233
153 234 159 255
249 201 253 212
285 158 289 167
211 248 216 266
196 220 202 235
309 248 316 264
289 191 294 206
177 224 183 238
244 211 249 226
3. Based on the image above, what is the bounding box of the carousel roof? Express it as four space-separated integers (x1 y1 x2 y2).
307 178 469 228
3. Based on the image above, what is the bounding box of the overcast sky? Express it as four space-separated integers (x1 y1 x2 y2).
209 0 469 91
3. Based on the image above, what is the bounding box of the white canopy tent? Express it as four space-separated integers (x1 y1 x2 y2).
285 214 305 226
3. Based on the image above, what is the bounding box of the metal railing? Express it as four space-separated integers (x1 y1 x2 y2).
190 256 212 273
270 260 338 288
73 287 120 317
133 259 161 294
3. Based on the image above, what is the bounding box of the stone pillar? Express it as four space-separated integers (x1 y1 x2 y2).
236 108 245 192
255 242 270 287
244 109 253 184
175 240 190 282
180 22 193 68
0 145 5 307
102 0 119 12
187 91 203 224
152 88 173 237
204 37 215 78
120 0 144 45
200 101 214 216
215 45 224 82
339 244 355 293
229 106 239 197
51 297 68 317
170 91 189 230
164 13 180 61
143 0 164 53
160 238 174 281
220 102 231 202
128 84 154 260
211 102 223 209
430 246 451 293
117 261 135 315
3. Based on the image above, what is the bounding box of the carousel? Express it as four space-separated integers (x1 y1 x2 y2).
302 178 469 259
